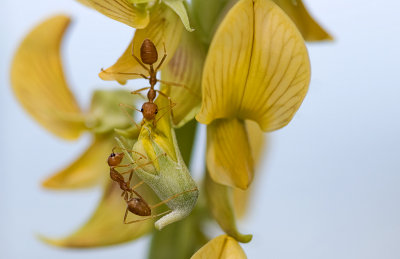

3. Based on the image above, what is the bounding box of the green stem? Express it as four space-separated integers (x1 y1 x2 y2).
148 119 207 259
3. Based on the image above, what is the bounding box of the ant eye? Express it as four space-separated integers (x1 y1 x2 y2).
140 108 144 112
155 110 158 114
110 153 115 157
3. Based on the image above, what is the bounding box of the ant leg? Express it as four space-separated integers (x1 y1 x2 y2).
131 41 151 72
128 153 167 170
155 42 167 71
149 188 198 209
124 210 171 224
153 103 177 126
158 79 201 99
117 147 148 160
131 180 144 190
154 90 173 104
100 68 149 79
119 103 141 129
123 206 129 223
131 87 151 98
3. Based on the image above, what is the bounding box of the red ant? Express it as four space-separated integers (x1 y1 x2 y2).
107 148 193 224
102 38 199 127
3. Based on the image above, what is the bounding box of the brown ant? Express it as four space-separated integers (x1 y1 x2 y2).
101 38 198 127
106 148 197 224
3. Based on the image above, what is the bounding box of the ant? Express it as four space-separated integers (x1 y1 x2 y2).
102 38 198 127
106 148 197 224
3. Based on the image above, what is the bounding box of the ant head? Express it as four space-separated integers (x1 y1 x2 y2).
141 102 158 121
127 197 151 216
140 39 158 65
108 151 124 167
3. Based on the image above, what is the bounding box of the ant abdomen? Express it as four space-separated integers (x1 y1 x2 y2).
127 197 152 216
140 39 158 65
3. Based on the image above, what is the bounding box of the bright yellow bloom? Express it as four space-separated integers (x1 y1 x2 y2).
196 0 311 189
11 0 332 256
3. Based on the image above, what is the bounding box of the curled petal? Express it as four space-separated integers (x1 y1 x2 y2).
77 0 150 29
163 0 194 31
272 0 333 41
99 6 183 83
196 0 311 132
42 136 114 189
40 181 154 247
233 121 265 218
207 119 253 190
10 15 85 140
205 172 252 243
161 31 205 127
191 235 247 259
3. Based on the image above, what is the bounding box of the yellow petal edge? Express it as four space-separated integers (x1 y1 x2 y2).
273 0 333 41
77 0 150 29
42 136 114 189
11 15 85 140
99 6 183 84
196 0 311 132
161 30 205 127
205 172 252 243
191 235 247 259
207 118 253 190
40 181 153 247
233 121 265 218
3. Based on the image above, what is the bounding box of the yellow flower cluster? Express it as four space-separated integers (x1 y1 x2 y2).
11 0 330 257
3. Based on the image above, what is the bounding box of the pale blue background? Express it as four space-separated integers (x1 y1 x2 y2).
1 0 400 258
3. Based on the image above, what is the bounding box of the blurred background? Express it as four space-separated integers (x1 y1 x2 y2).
1 0 400 258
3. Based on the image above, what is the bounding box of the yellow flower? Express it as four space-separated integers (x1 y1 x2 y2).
191 235 247 259
11 0 332 256
196 0 311 190
11 15 152 246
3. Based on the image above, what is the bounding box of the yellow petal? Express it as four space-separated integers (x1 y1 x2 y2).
99 6 183 83
77 0 150 29
163 0 194 31
196 0 311 132
161 30 205 127
10 15 85 140
272 0 333 41
41 180 154 247
207 118 253 190
42 136 114 189
191 235 247 259
233 121 265 218
205 172 252 243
